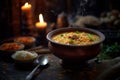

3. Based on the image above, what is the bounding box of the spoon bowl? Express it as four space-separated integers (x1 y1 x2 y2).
40 56 49 66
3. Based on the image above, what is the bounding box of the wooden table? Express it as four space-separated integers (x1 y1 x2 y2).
0 53 120 80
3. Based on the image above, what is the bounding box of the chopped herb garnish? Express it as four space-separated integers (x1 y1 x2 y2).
60 34 64 37
75 31 79 34
69 40 73 44
86 33 93 40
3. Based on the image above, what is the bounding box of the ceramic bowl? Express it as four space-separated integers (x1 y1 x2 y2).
11 50 38 65
0 42 24 55
14 36 36 49
46 27 105 64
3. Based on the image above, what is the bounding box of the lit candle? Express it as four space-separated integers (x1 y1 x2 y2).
35 14 47 30
21 2 34 36
21 2 32 13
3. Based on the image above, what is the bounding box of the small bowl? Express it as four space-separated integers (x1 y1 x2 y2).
11 50 38 65
47 27 105 64
14 36 36 49
0 42 24 55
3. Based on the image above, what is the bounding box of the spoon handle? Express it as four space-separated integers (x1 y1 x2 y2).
25 64 40 80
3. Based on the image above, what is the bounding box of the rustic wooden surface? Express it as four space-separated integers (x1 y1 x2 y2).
0 53 120 80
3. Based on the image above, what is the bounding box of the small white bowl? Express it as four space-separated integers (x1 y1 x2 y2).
11 50 38 64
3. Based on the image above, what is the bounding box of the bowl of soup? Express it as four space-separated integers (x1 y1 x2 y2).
0 42 25 59
0 42 24 51
14 36 36 49
46 27 105 64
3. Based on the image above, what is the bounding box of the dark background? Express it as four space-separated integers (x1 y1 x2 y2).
0 0 120 41
0 0 13 41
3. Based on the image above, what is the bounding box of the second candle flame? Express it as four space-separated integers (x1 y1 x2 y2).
25 2 29 6
39 14 44 23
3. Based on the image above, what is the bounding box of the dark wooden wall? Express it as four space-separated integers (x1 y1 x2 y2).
0 0 13 40
0 0 24 41
0 0 120 41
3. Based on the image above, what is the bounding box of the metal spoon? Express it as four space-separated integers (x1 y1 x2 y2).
25 55 49 80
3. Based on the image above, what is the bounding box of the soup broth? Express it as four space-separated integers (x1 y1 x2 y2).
52 31 100 45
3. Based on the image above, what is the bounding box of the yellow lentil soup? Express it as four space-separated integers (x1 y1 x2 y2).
52 31 100 45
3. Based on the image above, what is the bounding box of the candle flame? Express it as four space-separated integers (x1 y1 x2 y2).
39 14 44 23
25 2 28 6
